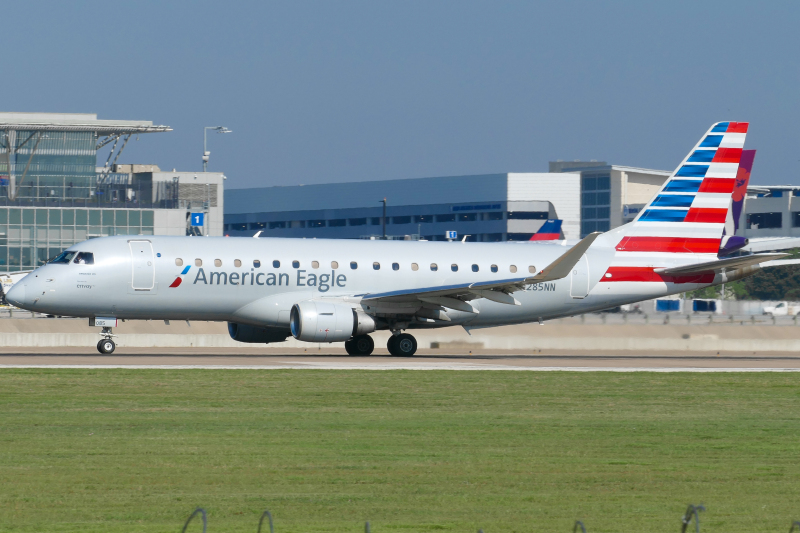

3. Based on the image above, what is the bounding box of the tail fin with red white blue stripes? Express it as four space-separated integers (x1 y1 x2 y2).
615 121 748 256
529 219 563 241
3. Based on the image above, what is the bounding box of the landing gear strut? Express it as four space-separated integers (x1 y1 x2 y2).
97 326 116 354
387 333 417 357
345 334 374 356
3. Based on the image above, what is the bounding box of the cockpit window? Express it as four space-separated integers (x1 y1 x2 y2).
73 252 94 265
51 251 76 264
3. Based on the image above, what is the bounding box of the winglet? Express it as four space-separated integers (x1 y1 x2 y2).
528 232 601 283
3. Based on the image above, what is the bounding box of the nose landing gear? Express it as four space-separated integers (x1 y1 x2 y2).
97 326 116 354
387 333 417 357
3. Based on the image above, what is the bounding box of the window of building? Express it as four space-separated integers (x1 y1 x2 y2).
747 212 782 229
214 259 222 267
373 262 380 270
254 260 261 268
308 220 325 228
430 263 438 271
350 261 358 269
272 260 280 268
292 260 300 268
472 264 479 272
411 263 419 271
370 217 382 225
392 262 400 270
195 258 202 267
328 219 346 227
414 215 433 223
234 259 242 267
175 258 183 266
390 216 410 225
582 173 611 237
269 221 285 229
231 223 247 231
491 264 498 273
349 218 367 226
509 265 517 273
507 234 535 241
436 214 456 222
459 213 477 222
484 233 503 242
485 212 504 220
451 264 458 272
250 222 266 230
331 261 339 269
507 212 548 220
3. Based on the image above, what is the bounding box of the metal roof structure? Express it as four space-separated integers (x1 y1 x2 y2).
0 112 171 134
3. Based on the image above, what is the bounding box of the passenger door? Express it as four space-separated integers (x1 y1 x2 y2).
130 240 155 291
569 255 590 299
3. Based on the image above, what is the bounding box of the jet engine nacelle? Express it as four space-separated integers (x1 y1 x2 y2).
290 300 375 342
227 322 290 344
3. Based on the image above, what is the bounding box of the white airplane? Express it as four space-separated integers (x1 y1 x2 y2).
6 122 793 355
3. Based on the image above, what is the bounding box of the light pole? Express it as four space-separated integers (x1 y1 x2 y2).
203 126 232 171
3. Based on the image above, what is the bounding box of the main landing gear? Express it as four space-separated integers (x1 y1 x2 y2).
387 333 417 357
97 326 116 354
344 334 375 356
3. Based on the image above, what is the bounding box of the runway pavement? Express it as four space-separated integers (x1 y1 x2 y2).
2 351 800 371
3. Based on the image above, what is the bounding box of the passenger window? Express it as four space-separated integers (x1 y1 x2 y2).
350 261 358 270
73 252 94 265
311 261 320 269
51 251 76 264
491 264 498 273
254 260 261 268
392 263 399 271
273 260 280 268
214 259 222 267
528 265 536 274
331 261 339 269
195 258 202 267
451 264 458 272
292 260 300 268
175 258 184 266
411 263 419 271
234 259 242 268
510 265 517 273
430 263 438 271
472 264 479 272
373 262 380 270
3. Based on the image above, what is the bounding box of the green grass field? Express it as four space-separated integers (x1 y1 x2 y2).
1 370 799 532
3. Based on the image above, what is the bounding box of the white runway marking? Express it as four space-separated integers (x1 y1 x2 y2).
1 363 799 372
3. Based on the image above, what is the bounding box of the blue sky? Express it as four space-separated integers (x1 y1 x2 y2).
4 1 799 187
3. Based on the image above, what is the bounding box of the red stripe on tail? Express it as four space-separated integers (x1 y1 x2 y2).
684 208 727 223
698 178 735 194
712 147 742 163
615 236 721 253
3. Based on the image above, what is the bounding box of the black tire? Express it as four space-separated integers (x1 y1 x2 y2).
98 339 116 354
352 335 374 355
344 339 358 356
386 335 399 356
394 333 417 357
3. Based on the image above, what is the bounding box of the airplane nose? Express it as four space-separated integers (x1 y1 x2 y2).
5 283 26 308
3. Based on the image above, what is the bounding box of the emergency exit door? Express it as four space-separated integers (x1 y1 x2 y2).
569 255 590 299
130 240 155 290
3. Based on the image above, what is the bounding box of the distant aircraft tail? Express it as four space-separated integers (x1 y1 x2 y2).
529 219 562 241
616 121 749 256
718 149 755 255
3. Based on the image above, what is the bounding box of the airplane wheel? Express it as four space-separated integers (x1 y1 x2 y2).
344 339 358 355
353 334 374 355
389 333 417 357
97 339 116 354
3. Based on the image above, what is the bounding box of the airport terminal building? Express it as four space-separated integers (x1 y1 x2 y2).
223 164 671 241
0 112 224 271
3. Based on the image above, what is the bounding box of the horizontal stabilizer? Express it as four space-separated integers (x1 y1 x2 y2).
655 253 787 275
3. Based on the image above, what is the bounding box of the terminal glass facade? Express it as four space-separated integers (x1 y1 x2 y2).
581 173 611 236
0 207 154 270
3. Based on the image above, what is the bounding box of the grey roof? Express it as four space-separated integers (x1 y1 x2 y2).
225 174 509 214
0 112 171 133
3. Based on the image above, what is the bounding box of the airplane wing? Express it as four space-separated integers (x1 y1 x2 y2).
361 232 601 313
655 253 788 275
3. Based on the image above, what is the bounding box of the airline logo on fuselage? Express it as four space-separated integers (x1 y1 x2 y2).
190 268 346 292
